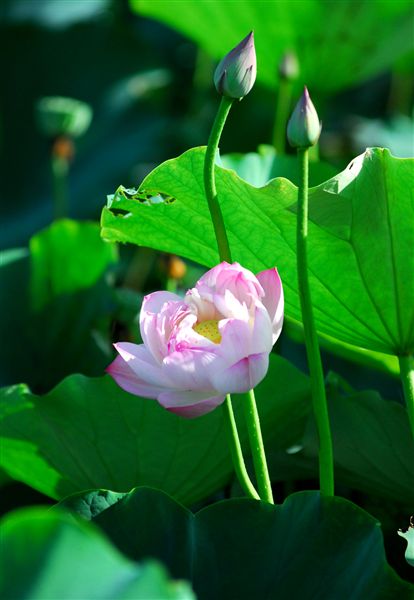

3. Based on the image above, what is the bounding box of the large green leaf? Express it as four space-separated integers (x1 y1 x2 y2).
266 388 414 506
29 218 117 311
284 318 400 377
61 486 413 599
0 219 117 391
0 354 310 503
0 507 194 600
101 147 414 356
131 0 414 93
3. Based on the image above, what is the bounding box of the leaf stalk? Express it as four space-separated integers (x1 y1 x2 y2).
241 389 273 503
296 147 334 496
204 97 272 502
398 354 414 440
203 96 233 263
51 155 69 220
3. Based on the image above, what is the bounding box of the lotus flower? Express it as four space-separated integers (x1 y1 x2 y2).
107 262 283 418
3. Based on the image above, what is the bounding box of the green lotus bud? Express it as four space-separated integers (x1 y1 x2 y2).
214 32 257 100
36 96 92 139
278 51 299 81
287 87 321 148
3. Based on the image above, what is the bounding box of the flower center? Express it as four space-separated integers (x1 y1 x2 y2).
193 319 222 344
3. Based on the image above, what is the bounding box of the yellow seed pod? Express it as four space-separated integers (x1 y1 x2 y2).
193 320 222 344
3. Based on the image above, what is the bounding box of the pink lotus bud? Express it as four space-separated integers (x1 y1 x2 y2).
214 32 257 99
287 86 321 148
107 262 284 418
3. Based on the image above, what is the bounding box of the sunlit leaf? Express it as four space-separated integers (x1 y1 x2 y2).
101 147 414 356
131 0 414 93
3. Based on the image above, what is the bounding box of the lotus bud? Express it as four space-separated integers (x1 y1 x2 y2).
287 87 321 148
36 96 93 139
52 136 75 161
214 32 257 100
167 255 187 280
278 51 299 82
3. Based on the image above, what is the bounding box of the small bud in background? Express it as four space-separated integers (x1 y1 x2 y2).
287 86 321 148
167 255 187 281
35 96 92 221
278 51 299 82
36 96 93 139
52 136 75 161
214 32 257 99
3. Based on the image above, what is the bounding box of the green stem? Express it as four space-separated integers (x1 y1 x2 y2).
203 96 233 263
51 155 69 220
398 355 414 440
224 395 260 500
296 147 334 496
272 78 292 154
242 389 273 503
388 69 414 116
166 278 177 294
204 96 270 501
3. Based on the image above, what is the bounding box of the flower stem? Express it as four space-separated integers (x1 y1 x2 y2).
242 389 273 503
51 155 69 220
296 147 334 496
166 278 177 293
204 96 270 501
224 395 260 499
398 355 414 440
203 96 233 263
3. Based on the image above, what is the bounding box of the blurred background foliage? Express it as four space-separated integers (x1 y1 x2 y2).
1 0 413 248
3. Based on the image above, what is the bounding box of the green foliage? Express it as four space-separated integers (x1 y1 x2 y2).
61 486 413 599
1 13 175 248
2 2 413 593
284 319 400 377
102 147 414 356
0 355 310 503
0 219 117 391
0 507 194 599
30 218 116 310
219 145 337 187
58 489 127 521
3 341 409 508
352 115 414 159
131 0 414 93
267 387 414 505
0 249 30 387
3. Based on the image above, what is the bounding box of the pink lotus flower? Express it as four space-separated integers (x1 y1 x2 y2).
107 262 283 418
